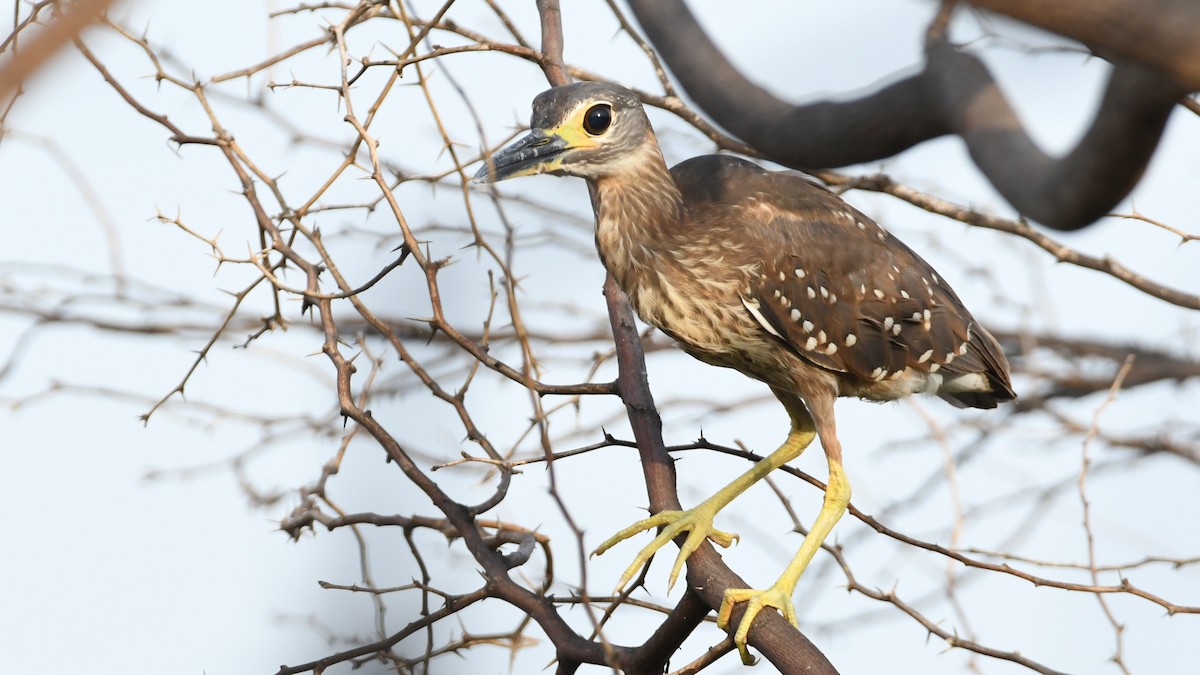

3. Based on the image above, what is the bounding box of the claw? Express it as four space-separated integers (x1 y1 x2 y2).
592 508 739 593
717 584 799 665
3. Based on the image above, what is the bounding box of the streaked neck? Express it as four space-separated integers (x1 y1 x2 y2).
588 138 682 289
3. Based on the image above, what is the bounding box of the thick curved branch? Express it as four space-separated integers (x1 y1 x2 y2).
625 0 1187 230
967 0 1200 89
928 44 1181 229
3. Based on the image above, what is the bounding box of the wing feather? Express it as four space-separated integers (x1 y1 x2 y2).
672 154 1014 404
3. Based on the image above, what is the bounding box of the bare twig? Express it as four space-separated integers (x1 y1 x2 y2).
1077 355 1136 674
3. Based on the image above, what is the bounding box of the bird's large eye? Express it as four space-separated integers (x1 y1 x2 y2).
583 104 612 135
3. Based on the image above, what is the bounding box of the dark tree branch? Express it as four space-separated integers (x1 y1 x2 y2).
535 0 569 87
625 0 1188 230
925 43 1182 230
623 589 711 675
967 0 1200 89
276 589 491 675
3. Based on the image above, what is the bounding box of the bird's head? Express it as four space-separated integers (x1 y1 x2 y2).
473 82 652 183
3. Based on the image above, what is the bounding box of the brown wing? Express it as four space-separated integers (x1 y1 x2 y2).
672 155 1014 406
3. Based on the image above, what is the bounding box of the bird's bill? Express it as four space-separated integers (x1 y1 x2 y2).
472 126 594 183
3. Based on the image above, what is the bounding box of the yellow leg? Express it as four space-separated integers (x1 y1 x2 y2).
592 409 817 593
717 458 851 665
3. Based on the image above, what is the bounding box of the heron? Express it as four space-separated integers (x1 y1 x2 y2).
474 81 1014 664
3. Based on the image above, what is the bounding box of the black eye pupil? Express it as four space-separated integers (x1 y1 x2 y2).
584 104 612 135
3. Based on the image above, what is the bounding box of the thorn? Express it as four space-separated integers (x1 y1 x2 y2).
390 241 412 265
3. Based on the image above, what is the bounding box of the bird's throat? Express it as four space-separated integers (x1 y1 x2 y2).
589 150 683 295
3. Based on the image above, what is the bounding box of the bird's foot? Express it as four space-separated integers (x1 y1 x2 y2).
592 506 739 593
717 582 799 665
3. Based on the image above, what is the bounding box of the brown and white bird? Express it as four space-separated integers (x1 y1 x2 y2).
474 81 1014 664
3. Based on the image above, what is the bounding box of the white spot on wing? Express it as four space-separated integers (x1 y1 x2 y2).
845 334 857 347
802 320 814 333
790 308 802 322
805 337 818 351
795 268 806 279
807 287 816 299
918 349 933 363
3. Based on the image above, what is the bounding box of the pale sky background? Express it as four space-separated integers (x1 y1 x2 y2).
2 1 1198 674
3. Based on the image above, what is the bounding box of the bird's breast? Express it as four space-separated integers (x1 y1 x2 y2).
596 215 767 357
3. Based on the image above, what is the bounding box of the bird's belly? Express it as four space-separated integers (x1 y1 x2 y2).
630 293 801 392
629 283 761 356
604 240 791 380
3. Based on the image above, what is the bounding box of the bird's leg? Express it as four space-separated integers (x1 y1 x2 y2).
717 400 851 665
592 390 817 594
